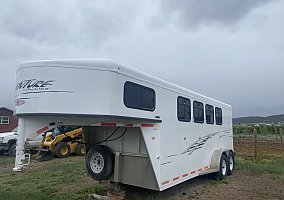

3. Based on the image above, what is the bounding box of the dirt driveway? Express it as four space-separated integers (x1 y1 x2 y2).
126 170 284 200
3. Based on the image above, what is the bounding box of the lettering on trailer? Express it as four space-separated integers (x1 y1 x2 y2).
15 79 75 107
16 79 55 91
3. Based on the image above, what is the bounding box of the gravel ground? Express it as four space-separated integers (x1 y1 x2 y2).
126 170 284 200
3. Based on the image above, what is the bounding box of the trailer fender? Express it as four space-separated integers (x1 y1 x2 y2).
209 149 231 171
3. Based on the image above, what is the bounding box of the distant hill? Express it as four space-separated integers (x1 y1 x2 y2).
233 114 284 124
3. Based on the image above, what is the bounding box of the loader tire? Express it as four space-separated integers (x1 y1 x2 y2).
55 142 70 158
75 143 85 156
86 145 114 181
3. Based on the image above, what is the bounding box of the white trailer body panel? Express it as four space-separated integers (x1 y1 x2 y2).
14 59 233 191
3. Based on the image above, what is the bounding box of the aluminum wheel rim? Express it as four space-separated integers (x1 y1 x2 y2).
222 159 227 175
90 152 104 173
229 156 234 171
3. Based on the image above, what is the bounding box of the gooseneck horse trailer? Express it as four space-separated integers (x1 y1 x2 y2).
14 59 234 191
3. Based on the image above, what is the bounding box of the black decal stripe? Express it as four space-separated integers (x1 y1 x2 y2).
21 91 74 95
166 154 178 158
182 130 230 155
161 161 172 165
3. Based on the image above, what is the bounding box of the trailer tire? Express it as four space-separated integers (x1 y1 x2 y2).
86 145 114 181
75 143 85 156
227 151 235 175
8 143 16 157
55 142 71 158
214 154 227 180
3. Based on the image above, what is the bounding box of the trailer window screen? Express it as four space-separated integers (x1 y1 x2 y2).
215 107 223 125
124 81 155 111
205 104 214 124
177 96 191 122
193 101 204 123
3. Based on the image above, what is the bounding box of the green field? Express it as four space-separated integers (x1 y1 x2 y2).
0 156 107 200
0 153 283 200
236 153 284 184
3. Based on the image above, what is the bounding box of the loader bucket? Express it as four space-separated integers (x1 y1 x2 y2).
36 150 54 162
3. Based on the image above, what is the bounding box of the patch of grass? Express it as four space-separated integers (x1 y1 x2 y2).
0 155 14 165
236 153 284 184
1 152 284 200
0 156 102 200
77 184 105 195
0 191 51 200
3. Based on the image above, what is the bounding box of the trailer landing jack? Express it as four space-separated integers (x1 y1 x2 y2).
89 182 126 200
89 188 126 200
89 152 127 200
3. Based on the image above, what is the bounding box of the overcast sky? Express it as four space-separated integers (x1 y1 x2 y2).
0 0 283 117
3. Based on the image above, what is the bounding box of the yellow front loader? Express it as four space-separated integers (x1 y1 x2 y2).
39 126 85 160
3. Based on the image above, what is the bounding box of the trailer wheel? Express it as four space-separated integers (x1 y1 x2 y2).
55 142 71 158
8 143 16 157
227 151 235 175
86 145 114 181
214 154 227 180
75 143 85 156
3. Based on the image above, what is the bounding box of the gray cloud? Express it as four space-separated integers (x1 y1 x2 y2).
0 0 283 118
0 0 139 47
159 0 276 29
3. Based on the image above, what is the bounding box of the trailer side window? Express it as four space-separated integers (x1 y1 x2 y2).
215 107 223 125
124 81 155 111
205 104 214 124
193 101 204 123
177 96 191 122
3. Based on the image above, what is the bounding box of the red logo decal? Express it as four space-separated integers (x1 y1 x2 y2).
15 99 25 107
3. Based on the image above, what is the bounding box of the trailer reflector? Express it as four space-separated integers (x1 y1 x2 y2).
161 166 210 186
101 122 117 127
162 180 170 185
92 122 158 128
141 124 154 127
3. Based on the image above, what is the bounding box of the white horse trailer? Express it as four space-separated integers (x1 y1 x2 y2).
14 59 234 191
